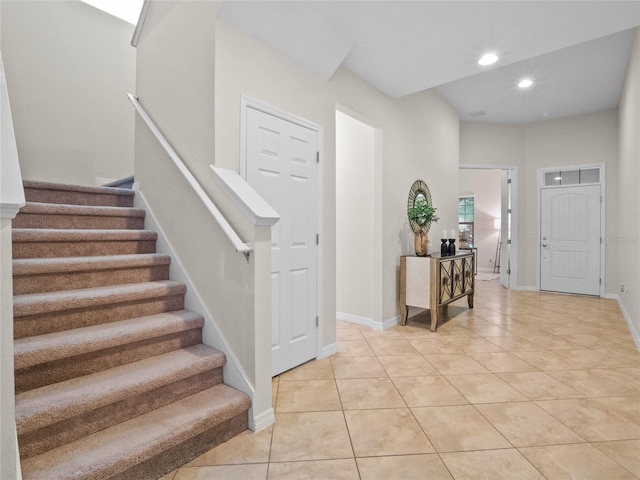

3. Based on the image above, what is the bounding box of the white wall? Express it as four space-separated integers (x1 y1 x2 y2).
460 109 619 293
459 169 502 271
0 0 135 186
214 19 460 329
336 111 375 322
618 27 640 343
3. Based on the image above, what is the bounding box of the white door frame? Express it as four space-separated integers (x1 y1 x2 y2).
240 95 324 361
459 164 519 289
536 163 605 297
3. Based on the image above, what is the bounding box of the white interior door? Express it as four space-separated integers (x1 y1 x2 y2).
246 106 318 376
540 185 601 295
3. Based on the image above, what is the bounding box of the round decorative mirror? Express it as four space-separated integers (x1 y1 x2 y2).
407 179 433 234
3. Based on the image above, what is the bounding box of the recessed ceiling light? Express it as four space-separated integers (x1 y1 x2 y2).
478 53 499 66
518 78 533 89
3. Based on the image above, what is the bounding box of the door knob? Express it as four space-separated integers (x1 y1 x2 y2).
542 243 548 248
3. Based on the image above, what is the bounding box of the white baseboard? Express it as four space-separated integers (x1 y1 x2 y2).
250 407 275 432
613 294 640 350
320 343 338 358
336 312 399 331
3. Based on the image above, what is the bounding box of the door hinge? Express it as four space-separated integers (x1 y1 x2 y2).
507 178 512 184
507 269 511 274
316 151 320 163
507 239 512 244
507 208 512 214
599 278 602 285
315 316 319 327
316 233 319 245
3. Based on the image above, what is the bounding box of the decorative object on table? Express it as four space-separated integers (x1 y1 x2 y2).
448 229 456 255
407 180 438 257
440 237 448 255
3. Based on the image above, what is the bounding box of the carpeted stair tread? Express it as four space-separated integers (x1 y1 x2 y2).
18 202 145 218
20 384 250 480
13 253 171 276
15 344 226 435
14 280 186 318
15 310 204 370
23 180 134 207
13 228 157 243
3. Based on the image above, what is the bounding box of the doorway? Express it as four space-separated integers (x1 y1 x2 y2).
241 97 322 376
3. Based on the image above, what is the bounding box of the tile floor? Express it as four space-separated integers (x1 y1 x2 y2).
162 279 640 479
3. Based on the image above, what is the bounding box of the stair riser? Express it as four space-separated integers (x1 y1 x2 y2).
110 413 248 480
13 239 157 259
14 265 170 295
18 369 223 459
14 295 185 338
24 188 134 208
13 214 145 230
16 329 203 393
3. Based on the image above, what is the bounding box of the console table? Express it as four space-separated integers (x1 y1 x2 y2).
399 251 475 331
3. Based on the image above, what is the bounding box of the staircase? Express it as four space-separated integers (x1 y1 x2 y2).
12 180 251 480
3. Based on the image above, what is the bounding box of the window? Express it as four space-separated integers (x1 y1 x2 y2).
459 196 474 248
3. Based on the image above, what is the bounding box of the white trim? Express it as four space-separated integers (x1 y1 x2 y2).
130 0 150 47
239 95 325 366
537 163 605 296
337 312 399 331
320 343 338 358
612 294 640 349
251 407 275 433
211 167 280 227
134 191 274 431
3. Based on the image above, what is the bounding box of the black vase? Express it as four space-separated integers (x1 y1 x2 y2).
440 239 448 255
448 238 456 255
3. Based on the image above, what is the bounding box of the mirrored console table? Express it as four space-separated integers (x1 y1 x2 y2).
400 251 475 331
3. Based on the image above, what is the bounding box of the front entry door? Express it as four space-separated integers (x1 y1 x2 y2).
246 106 318 376
540 185 601 295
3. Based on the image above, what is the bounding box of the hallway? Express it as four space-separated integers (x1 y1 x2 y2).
163 280 640 479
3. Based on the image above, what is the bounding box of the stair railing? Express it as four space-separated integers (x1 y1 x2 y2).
127 93 255 259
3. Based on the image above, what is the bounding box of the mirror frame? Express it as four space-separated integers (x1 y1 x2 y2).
407 179 433 233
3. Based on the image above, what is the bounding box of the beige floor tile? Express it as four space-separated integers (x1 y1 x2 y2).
272 377 279 407
365 338 420 356
594 347 640 367
546 369 638 397
476 402 585 447
535 396 640 441
335 340 374 356
593 439 640 477
279 358 334 381
422 353 490 375
409 338 461 354
267 459 359 480
555 348 635 369
412 405 510 452
173 464 268 480
467 351 538 373
344 408 434 456
594 367 640 390
186 426 273 466
511 350 581 370
485 336 542 352
465 325 510 337
360 327 404 339
377 355 437 377
559 333 618 348
392 375 468 407
445 374 528 403
331 355 387 379
336 378 406 409
269 412 353 462
497 371 583 400
520 443 638 480
357 454 452 480
445 337 506 353
336 319 358 329
276 380 342 412
336 328 365 341
158 472 176 480
440 449 544 480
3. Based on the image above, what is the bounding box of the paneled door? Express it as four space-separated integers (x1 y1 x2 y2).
246 106 319 376
540 185 601 295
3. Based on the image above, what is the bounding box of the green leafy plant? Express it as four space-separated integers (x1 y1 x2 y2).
408 198 438 232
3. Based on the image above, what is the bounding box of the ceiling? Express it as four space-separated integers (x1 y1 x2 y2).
218 1 640 124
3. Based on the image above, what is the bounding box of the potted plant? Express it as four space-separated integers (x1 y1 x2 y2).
408 197 438 256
